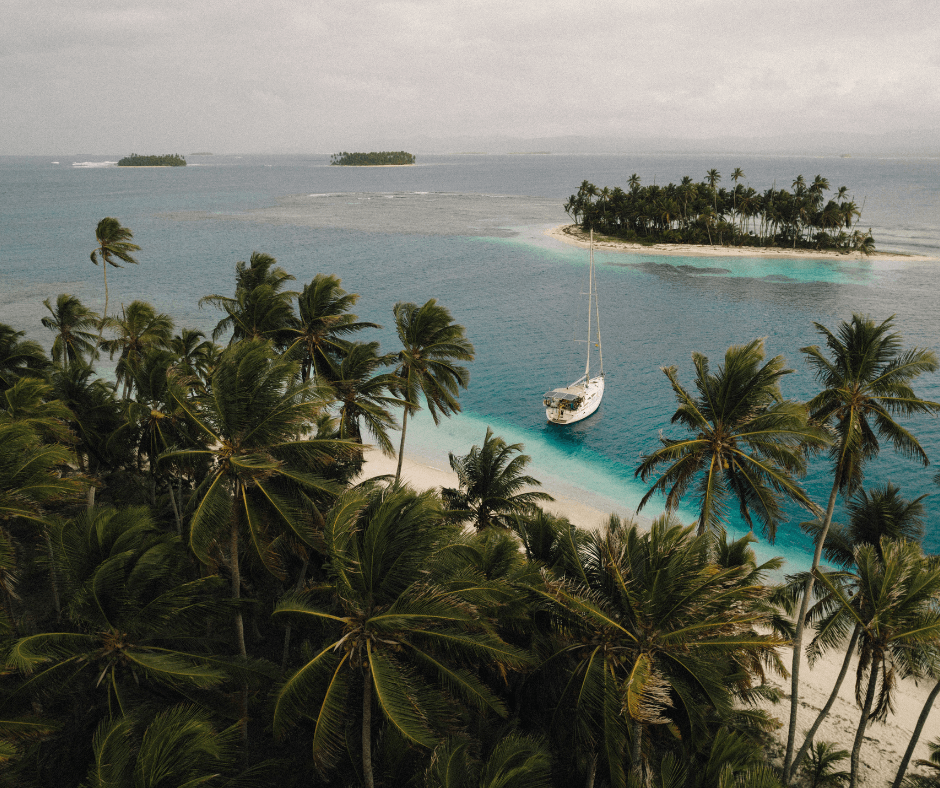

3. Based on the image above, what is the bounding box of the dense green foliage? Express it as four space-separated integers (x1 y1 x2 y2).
330 151 415 166
117 154 186 167
565 171 876 253
1 219 939 788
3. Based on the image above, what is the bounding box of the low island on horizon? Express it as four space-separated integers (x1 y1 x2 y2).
117 153 187 167
330 150 415 166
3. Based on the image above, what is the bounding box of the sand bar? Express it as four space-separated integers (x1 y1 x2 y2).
547 224 935 262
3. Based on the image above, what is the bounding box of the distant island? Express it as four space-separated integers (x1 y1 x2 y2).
330 151 415 166
566 170 875 255
117 153 187 167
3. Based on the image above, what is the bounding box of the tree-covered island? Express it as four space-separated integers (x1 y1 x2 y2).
330 150 416 166
117 153 187 167
566 170 876 254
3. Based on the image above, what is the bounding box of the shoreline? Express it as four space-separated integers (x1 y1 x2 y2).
547 223 935 262
358 448 938 782
358 448 633 533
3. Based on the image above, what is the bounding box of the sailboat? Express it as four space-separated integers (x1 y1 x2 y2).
543 229 604 424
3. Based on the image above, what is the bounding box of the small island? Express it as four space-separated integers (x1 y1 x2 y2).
117 153 187 167
330 151 415 166
566 171 875 255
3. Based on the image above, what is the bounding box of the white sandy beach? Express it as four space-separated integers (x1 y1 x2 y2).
547 224 935 263
359 449 626 532
764 644 938 785
359 449 939 784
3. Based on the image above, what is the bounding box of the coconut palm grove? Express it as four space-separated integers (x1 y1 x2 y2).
4 218 940 788
565 172 875 253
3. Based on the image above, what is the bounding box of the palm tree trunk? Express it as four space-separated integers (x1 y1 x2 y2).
281 557 309 671
2 580 18 636
783 477 841 784
850 659 880 788
629 718 642 779
231 497 247 659
167 477 182 535
44 529 61 620
585 751 597 788
395 405 410 484
363 673 374 788
791 625 860 774
231 485 249 750
98 264 108 343
891 678 940 788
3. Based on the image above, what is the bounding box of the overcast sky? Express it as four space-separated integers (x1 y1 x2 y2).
2 0 939 154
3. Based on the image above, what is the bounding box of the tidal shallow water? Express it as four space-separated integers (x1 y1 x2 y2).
3 152 940 569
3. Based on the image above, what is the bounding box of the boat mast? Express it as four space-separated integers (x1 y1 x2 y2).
585 229 593 380
594 234 603 377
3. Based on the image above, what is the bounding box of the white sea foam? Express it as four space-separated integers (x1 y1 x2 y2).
71 161 117 167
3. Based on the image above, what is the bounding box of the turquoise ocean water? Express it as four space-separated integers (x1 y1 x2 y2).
3 152 940 572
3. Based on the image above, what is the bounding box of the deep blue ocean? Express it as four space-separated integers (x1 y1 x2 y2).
3 152 940 572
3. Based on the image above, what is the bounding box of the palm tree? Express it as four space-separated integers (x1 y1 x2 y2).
99 300 174 399
507 508 583 575
169 327 218 390
89 218 140 341
326 340 405 458
800 741 850 788
898 738 940 788
1 376 74 446
812 540 940 788
120 348 193 523
271 484 530 788
5 506 238 718
731 168 745 239
83 704 265 788
782 315 940 782
391 300 474 483
814 483 926 564
0 324 47 390
788 483 927 775
531 514 783 787
706 169 721 213
424 735 553 788
49 362 126 500
891 669 940 788
0 418 82 626
636 338 829 538
199 252 297 347
441 427 554 530
41 294 100 370
284 274 381 383
160 339 348 658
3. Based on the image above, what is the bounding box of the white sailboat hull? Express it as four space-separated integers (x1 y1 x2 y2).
542 228 605 426
545 375 604 424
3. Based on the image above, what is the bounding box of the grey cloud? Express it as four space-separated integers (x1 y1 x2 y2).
2 0 939 153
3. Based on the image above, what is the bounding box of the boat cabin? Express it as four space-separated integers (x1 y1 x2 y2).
543 386 584 411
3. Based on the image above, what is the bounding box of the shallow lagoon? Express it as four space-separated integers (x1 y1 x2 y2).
3 152 940 568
